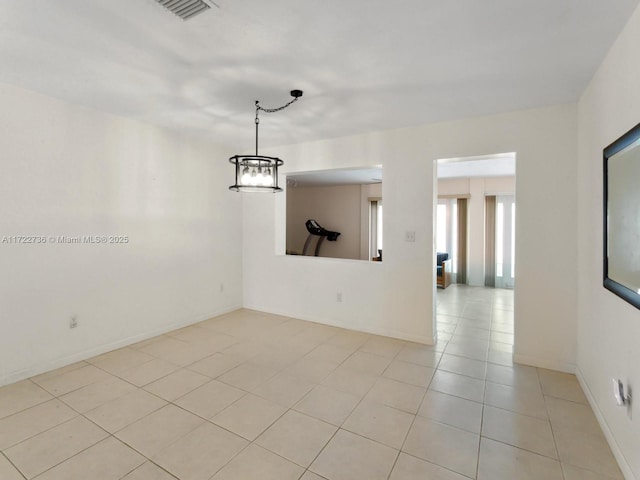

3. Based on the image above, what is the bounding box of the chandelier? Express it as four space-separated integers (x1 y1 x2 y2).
229 90 303 193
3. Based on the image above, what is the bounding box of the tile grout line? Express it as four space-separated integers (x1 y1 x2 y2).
299 342 408 479
105 331 395 479
1 450 27 480
386 352 442 480
538 367 567 480
6 290 583 480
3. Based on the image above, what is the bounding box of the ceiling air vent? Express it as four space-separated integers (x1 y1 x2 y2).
154 0 211 21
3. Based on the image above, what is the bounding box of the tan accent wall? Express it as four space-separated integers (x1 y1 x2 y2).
286 184 362 259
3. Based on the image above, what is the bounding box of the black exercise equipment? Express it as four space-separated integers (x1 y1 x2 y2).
302 219 341 256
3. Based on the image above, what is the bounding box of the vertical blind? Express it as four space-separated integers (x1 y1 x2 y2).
484 195 497 287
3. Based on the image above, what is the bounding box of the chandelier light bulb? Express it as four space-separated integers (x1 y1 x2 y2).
263 167 273 186
241 165 251 185
255 166 264 185
249 168 259 186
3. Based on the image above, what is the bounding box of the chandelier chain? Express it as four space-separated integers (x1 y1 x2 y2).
254 96 301 155
256 97 300 114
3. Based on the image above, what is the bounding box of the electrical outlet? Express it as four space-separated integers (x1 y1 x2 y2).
613 378 632 407
337 292 343 302
405 231 416 242
70 316 78 329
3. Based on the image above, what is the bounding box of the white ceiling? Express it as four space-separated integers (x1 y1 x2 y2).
0 0 638 149
286 154 514 186
437 153 516 178
287 167 382 187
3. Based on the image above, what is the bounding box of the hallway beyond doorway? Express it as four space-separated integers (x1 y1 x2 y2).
433 285 622 479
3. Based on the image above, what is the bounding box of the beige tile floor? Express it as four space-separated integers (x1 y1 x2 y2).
0 285 624 480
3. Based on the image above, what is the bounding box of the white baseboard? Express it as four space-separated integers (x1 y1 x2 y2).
0 303 241 388
575 367 636 480
512 353 576 374
243 304 434 345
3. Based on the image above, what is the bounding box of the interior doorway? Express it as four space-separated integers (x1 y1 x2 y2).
433 152 517 355
434 153 516 289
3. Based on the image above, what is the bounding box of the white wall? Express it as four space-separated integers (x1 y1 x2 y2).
243 104 578 368
437 176 516 286
0 83 243 386
286 184 362 259
577 4 640 478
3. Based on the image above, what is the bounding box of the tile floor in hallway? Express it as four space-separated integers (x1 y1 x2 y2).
0 285 624 480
